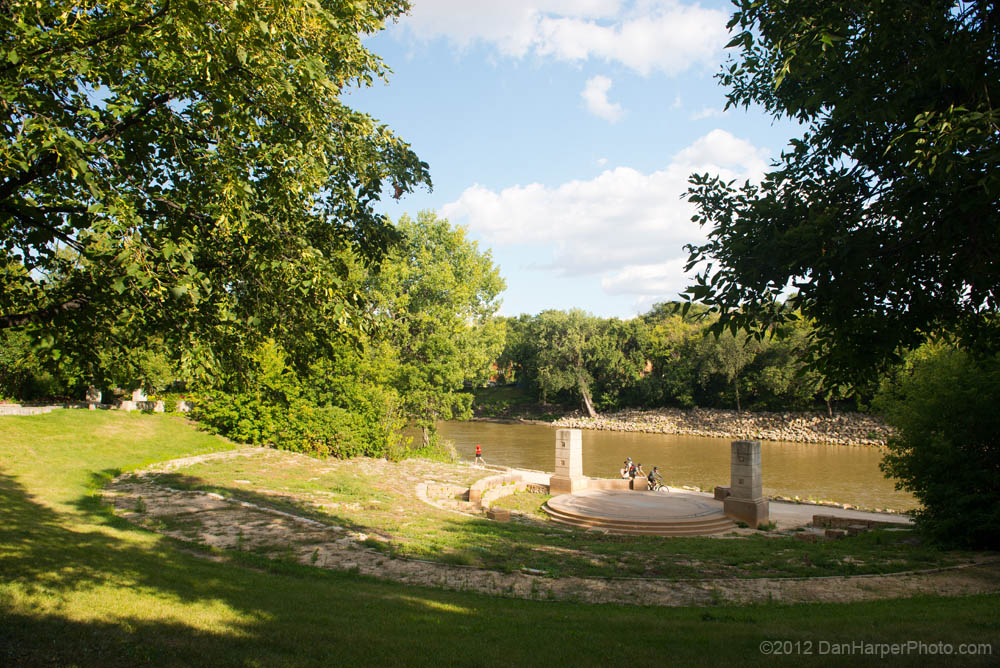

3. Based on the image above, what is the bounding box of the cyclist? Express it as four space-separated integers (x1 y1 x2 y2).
648 466 664 491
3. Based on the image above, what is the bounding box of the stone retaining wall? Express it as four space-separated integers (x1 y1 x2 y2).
480 480 527 507
468 472 523 507
0 404 60 416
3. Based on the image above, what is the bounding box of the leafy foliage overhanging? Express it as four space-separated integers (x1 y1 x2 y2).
1 0 430 380
682 0 999 383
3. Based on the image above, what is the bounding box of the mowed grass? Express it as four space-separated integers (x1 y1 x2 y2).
0 410 997 667
158 450 976 580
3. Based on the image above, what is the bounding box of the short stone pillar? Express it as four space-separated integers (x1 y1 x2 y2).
86 386 101 410
723 440 769 526
549 429 587 494
131 388 147 402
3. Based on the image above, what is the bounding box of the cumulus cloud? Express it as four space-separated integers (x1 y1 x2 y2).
581 75 624 121
439 129 769 309
394 0 728 76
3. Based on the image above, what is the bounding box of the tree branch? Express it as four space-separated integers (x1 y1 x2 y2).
0 1 171 77
0 296 91 330
0 91 175 202
0 201 90 256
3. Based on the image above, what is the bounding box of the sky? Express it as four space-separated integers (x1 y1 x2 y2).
348 0 799 319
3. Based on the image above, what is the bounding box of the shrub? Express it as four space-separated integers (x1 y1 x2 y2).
193 391 402 460
877 346 1000 549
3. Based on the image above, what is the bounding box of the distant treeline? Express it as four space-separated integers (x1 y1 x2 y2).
495 304 861 416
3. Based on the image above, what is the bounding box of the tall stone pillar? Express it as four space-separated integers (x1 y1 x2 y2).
723 440 769 526
549 429 587 494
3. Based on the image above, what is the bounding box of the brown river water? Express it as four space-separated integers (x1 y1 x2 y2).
416 421 916 511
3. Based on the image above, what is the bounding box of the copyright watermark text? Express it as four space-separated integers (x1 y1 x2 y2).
759 640 993 658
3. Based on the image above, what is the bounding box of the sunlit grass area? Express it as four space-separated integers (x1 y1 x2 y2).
2 410 998 667
155 445 975 580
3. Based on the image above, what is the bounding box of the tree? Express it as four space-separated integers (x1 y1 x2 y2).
877 345 1000 548
680 0 999 547
1 0 430 374
682 0 999 384
694 330 761 413
369 212 505 446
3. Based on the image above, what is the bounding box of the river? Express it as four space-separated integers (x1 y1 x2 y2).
421 420 916 511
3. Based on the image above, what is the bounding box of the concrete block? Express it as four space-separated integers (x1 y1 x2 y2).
630 477 648 491
724 497 769 526
549 475 587 495
486 507 511 522
714 486 731 501
825 529 847 539
847 524 868 537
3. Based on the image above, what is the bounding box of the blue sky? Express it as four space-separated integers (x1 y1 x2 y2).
349 0 799 319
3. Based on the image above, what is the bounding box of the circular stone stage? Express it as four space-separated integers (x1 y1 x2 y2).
544 489 736 536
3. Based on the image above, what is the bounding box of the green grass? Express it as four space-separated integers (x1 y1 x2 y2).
2 410 998 667
156 449 977 580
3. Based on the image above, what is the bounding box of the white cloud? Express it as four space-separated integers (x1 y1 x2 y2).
689 105 724 120
439 129 770 309
581 75 624 121
395 0 728 76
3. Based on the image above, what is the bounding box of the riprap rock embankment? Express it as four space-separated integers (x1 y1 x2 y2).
552 408 890 446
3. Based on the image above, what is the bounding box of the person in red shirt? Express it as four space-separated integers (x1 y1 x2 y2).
475 443 483 466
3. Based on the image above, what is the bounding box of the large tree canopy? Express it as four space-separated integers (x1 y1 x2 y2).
1 0 429 377
682 0 999 382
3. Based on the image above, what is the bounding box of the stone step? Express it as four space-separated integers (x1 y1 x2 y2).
543 504 736 536
543 503 734 530
544 513 736 537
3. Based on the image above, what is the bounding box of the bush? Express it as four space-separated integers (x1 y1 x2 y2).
193 391 402 460
877 346 1000 549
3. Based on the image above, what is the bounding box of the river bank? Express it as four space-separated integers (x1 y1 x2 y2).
551 407 891 446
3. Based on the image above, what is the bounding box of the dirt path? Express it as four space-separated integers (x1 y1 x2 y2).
103 450 1000 607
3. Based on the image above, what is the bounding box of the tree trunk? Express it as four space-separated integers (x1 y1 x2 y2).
734 380 742 413
421 425 430 448
826 396 833 419
578 377 598 419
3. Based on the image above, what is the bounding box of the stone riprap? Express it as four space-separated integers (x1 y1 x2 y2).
553 407 890 446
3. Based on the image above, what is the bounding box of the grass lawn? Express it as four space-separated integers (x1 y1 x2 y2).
1 410 998 667
152 450 975 580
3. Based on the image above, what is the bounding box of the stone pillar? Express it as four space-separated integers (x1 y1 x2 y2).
723 440 769 526
86 386 101 410
549 429 587 495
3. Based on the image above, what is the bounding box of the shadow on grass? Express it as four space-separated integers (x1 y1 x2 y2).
3 468 1000 667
